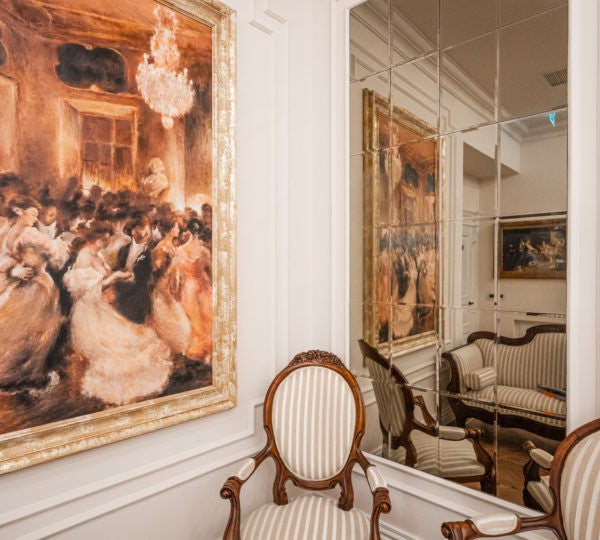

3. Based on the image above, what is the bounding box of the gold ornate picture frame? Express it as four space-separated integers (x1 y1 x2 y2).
499 218 567 279
362 89 438 356
0 0 236 474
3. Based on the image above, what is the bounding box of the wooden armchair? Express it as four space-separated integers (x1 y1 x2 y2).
441 418 600 539
220 350 391 539
359 340 495 495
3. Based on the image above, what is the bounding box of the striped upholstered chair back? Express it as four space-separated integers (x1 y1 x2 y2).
358 340 410 446
558 424 600 539
263 350 366 487
269 356 359 481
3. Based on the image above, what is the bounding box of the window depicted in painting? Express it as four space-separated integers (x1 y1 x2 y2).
363 89 438 354
0 0 216 434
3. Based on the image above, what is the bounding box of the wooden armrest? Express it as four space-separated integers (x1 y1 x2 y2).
357 457 392 540
438 426 484 441
442 513 521 539
220 448 269 540
524 441 553 469
413 395 437 428
442 512 554 539
366 465 387 492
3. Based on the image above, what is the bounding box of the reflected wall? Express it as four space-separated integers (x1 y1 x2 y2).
350 0 568 507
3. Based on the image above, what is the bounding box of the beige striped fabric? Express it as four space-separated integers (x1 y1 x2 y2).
438 425 467 441
366 465 387 491
385 430 484 477
271 366 356 481
410 430 485 477
464 366 496 390
450 344 484 393
530 448 553 469
475 338 494 366
234 458 256 481
527 476 553 513
560 431 600 540
384 442 407 463
241 495 369 539
364 357 407 438
470 513 519 535
473 333 566 391
463 386 566 428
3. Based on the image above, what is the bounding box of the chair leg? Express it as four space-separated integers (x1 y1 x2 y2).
480 471 496 496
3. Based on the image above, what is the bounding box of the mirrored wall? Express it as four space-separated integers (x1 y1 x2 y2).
349 0 567 506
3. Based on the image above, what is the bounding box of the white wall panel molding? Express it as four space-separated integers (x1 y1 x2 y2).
0 402 267 539
249 0 287 35
245 0 291 367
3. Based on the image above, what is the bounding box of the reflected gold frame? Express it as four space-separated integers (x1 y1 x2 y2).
362 89 438 356
0 0 237 474
499 218 567 279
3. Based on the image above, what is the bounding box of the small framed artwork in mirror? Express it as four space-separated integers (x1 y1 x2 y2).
499 218 567 279
362 89 438 355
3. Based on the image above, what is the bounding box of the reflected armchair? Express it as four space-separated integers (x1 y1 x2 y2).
220 350 391 540
441 418 600 540
359 340 495 495
522 440 554 512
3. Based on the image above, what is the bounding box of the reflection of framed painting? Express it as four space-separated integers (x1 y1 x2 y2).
0 0 236 474
499 219 567 279
362 89 438 355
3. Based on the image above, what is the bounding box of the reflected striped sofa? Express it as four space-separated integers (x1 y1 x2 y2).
443 325 566 440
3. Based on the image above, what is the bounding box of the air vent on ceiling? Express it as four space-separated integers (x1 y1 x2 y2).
543 67 568 87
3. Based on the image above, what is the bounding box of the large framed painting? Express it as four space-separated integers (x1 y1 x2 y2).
0 0 236 473
499 218 567 279
362 89 438 355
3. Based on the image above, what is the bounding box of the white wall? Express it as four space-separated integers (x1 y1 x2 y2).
0 1 339 538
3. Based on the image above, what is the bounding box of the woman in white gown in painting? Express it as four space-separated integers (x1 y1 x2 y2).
64 222 172 406
150 220 192 356
0 238 60 387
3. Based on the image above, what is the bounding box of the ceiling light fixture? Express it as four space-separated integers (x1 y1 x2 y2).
136 6 194 129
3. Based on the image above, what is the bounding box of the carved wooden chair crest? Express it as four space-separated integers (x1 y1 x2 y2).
220 350 391 539
441 417 600 539
359 339 496 495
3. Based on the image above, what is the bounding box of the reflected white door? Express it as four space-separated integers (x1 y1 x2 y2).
461 222 479 340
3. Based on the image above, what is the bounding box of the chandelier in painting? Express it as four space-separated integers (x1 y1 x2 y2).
136 6 195 129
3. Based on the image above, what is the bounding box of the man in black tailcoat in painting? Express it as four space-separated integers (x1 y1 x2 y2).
114 215 154 324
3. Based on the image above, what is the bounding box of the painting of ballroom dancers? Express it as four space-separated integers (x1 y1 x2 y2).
0 175 214 434
376 228 437 344
363 89 438 352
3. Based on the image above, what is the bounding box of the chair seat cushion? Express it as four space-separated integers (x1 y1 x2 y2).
464 385 566 427
241 495 369 539
384 430 485 478
527 475 552 513
411 430 485 477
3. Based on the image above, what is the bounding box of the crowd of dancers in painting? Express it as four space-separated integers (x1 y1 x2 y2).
0 173 213 406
